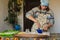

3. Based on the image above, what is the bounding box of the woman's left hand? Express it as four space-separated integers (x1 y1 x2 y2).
43 23 53 31
43 25 48 31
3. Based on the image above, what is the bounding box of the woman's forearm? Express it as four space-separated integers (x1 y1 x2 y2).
27 16 41 28
47 23 53 27
27 16 38 23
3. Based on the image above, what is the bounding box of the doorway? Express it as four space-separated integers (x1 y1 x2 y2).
23 0 40 31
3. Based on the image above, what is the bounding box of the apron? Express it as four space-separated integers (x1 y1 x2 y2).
31 10 51 32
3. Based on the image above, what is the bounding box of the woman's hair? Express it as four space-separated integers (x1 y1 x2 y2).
39 5 50 11
46 6 50 11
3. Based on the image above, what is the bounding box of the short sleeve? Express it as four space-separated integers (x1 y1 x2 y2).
25 7 40 18
25 10 33 18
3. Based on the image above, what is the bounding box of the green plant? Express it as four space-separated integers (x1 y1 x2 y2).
4 0 22 25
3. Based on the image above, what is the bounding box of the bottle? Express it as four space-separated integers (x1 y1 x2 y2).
25 29 30 33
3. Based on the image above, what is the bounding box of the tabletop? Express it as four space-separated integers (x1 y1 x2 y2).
15 32 50 38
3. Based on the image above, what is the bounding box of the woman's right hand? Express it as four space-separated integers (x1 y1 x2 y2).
35 22 41 28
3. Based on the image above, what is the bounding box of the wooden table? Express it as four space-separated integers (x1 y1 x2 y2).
14 32 50 40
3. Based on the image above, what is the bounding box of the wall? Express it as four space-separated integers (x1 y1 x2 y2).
18 0 23 31
49 0 60 33
0 0 13 32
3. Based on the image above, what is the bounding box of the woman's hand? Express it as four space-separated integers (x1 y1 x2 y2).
43 25 48 31
43 23 53 31
35 22 41 28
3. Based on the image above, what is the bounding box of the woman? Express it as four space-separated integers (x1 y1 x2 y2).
25 0 54 33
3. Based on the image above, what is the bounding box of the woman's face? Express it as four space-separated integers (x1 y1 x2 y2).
41 5 47 10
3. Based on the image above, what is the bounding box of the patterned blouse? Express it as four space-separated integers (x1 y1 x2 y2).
26 7 55 32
